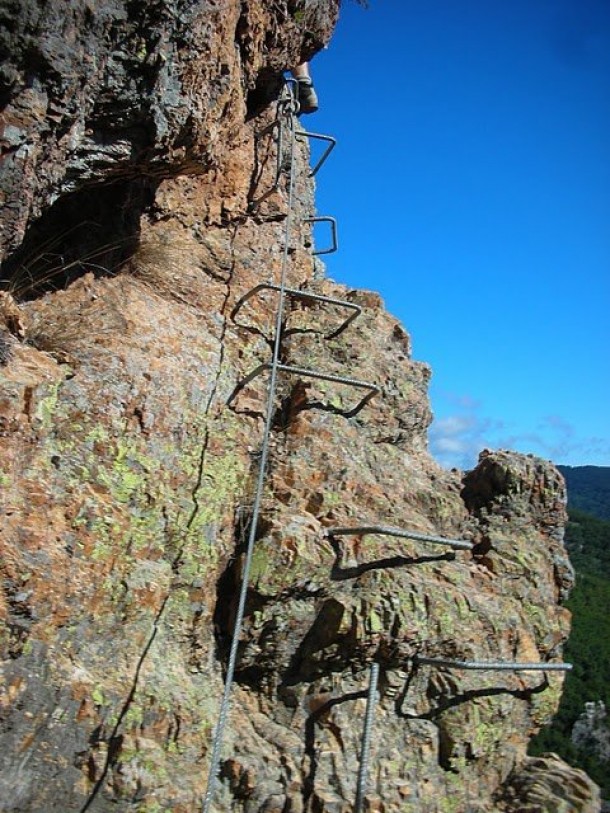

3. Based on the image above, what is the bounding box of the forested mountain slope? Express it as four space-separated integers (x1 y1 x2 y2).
559 465 610 520
530 472 610 802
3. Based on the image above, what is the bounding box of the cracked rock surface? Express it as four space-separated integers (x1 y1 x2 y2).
0 1 601 811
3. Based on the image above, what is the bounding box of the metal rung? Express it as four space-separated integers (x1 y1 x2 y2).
328 525 473 551
305 216 338 255
230 283 362 339
228 362 379 416
251 107 335 207
415 657 572 672
296 130 337 177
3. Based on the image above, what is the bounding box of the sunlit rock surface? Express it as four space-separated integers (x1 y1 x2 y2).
0 1 600 810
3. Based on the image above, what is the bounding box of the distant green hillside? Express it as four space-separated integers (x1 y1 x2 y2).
558 465 610 520
565 507 610 576
529 505 610 798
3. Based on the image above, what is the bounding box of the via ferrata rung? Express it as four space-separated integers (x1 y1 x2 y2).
415 656 573 672
228 361 379 418
230 282 362 339
328 524 473 552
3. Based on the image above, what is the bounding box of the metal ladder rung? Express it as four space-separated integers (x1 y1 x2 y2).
415 656 572 672
295 129 337 177
230 283 362 339
305 216 338 255
328 525 473 551
229 362 379 416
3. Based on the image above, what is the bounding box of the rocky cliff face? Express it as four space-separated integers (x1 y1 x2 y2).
0 2 601 812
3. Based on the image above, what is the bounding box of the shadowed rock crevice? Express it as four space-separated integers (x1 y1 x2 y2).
1 576 35 659
302 686 368 810
78 597 168 813
327 531 456 580
245 69 285 121
0 177 158 299
212 512 274 659
182 223 240 537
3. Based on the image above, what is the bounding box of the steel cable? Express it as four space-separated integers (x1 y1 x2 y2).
354 663 380 813
202 86 299 813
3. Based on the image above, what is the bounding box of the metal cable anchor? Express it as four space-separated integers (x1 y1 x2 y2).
251 85 335 206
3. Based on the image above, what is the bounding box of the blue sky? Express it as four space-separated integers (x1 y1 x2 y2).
306 0 610 470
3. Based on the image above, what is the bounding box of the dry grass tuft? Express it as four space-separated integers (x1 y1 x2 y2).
24 275 127 359
123 226 223 308
3 223 130 302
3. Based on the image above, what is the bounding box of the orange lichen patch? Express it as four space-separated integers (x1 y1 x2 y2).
0 676 26 708
18 731 36 753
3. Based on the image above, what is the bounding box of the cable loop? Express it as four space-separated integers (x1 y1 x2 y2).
279 76 300 117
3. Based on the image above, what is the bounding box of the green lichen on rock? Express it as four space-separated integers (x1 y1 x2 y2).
530 675 564 726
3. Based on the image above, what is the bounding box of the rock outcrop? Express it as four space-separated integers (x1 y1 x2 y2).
572 702 610 767
0 1 601 811
497 754 602 813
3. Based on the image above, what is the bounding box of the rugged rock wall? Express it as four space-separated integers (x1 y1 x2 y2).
0 1 601 811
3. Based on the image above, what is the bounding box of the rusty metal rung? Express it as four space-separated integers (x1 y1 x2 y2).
296 129 337 177
415 656 572 672
327 525 473 551
229 362 379 416
305 216 338 255
230 283 362 339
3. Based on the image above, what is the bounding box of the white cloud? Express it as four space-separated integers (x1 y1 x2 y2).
428 396 610 471
538 415 576 437
433 415 476 435
429 408 493 470
429 407 610 470
434 436 471 455
429 392 610 470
